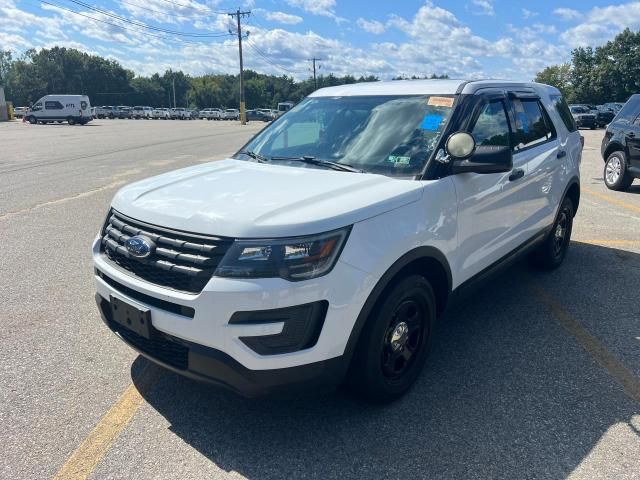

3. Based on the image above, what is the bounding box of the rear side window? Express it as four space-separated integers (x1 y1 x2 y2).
511 99 555 150
45 101 63 110
613 96 640 124
551 95 577 132
470 100 511 147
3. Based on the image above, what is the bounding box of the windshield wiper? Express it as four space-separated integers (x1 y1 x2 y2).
270 155 364 173
239 150 269 163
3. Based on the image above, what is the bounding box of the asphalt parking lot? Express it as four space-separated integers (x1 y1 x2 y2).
1 120 639 480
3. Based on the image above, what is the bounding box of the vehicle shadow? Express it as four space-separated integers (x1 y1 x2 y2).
132 242 640 479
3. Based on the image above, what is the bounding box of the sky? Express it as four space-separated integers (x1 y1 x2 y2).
1 0 640 80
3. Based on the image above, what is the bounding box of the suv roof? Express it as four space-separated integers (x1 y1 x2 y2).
310 79 560 97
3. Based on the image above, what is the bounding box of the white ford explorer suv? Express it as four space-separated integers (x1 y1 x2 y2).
93 80 582 402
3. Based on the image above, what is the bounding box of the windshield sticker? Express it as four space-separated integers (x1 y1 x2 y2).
420 114 444 131
428 96 454 108
388 155 411 165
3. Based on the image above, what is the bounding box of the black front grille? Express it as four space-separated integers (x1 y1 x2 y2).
114 322 189 370
101 210 233 294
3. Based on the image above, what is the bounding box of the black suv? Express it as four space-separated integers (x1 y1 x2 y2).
595 106 616 128
601 94 640 190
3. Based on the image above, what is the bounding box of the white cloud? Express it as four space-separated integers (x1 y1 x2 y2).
560 2 640 47
553 8 582 21
469 0 494 16
522 8 538 19
286 0 336 17
356 18 385 34
264 11 303 25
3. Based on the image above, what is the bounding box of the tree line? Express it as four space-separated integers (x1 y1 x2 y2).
0 47 379 108
535 28 640 105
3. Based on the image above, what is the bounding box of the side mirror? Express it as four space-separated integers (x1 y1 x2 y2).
446 131 476 159
451 144 513 174
445 132 513 175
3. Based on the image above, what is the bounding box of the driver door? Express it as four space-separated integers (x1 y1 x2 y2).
451 93 533 283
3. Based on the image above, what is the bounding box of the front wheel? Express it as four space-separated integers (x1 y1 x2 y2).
529 197 574 270
348 275 436 403
67 116 76 125
604 151 634 191
28 116 37 124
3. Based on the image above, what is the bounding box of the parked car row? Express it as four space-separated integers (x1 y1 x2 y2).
93 105 201 120
569 103 621 129
91 105 279 122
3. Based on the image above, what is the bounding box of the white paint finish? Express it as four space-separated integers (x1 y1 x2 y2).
111 159 423 238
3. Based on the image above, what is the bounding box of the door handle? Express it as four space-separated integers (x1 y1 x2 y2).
509 168 524 181
557 150 567 159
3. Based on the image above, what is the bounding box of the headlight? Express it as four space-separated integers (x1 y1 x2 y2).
214 227 350 281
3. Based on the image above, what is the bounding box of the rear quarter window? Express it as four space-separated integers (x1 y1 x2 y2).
613 95 640 125
550 95 577 133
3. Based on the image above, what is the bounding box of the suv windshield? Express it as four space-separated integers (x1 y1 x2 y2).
236 95 456 176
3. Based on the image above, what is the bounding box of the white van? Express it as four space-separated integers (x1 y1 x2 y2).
26 95 92 125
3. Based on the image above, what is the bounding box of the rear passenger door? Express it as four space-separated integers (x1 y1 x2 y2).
507 93 563 234
627 113 640 169
452 92 537 282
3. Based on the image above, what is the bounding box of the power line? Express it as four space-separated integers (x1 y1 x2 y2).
245 40 304 75
35 0 229 44
115 0 221 20
228 8 250 125
62 0 232 37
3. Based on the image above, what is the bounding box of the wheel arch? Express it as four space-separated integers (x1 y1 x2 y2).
342 246 452 363
564 178 580 216
603 140 627 162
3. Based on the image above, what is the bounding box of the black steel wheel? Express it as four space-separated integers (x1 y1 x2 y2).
529 196 574 270
348 274 436 403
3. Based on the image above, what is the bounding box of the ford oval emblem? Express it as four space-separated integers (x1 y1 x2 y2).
124 235 154 258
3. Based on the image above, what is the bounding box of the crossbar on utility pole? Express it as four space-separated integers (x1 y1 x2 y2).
229 9 251 125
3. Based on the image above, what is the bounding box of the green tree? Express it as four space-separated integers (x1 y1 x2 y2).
534 63 574 102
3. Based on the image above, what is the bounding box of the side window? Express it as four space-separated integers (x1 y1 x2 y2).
31 102 43 111
551 95 577 132
511 99 555 150
45 101 64 110
470 100 511 147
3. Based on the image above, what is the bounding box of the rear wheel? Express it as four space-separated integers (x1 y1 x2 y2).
604 151 634 191
529 197 574 270
348 275 436 403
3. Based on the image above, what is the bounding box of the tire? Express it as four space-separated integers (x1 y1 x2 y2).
529 197 574 270
590 124 596 130
603 151 634 191
67 116 76 125
28 116 37 124
347 274 436 403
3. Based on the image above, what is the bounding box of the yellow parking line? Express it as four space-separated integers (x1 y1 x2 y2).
583 187 640 214
531 285 640 405
53 363 162 480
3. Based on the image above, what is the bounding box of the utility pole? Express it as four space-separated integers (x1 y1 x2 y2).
172 77 176 108
229 9 251 125
308 57 323 89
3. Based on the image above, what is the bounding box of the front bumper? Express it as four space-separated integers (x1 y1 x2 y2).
92 236 377 394
95 293 346 396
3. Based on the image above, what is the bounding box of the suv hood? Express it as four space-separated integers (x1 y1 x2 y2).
112 159 423 238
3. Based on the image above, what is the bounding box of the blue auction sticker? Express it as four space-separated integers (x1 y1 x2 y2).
420 114 443 131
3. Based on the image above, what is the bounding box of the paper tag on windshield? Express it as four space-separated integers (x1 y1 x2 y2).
428 96 454 108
